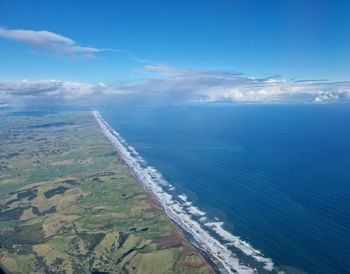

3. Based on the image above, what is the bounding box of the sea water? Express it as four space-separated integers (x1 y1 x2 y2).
100 104 350 274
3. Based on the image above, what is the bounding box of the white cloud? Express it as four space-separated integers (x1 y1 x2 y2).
0 27 121 56
134 65 350 104
0 66 349 109
0 80 118 109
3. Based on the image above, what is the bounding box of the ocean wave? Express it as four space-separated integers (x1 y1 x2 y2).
187 205 207 217
178 194 188 202
93 110 275 274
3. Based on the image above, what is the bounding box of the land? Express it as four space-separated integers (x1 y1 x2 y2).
0 111 213 274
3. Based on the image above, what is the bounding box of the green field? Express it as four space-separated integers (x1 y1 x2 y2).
0 112 213 274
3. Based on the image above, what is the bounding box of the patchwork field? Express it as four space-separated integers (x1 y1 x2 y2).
0 112 213 274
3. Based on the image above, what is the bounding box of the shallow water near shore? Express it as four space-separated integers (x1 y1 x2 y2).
101 104 350 274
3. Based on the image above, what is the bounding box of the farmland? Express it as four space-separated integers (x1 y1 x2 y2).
0 112 213 274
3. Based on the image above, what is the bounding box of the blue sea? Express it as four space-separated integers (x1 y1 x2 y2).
101 104 350 274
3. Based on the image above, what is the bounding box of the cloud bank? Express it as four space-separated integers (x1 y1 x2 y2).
129 65 350 104
0 80 114 109
1 65 350 109
0 27 120 56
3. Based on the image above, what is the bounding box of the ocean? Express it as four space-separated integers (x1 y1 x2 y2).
100 104 350 274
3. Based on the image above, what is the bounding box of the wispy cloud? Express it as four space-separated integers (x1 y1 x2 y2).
140 64 242 78
1 65 350 109
0 27 122 57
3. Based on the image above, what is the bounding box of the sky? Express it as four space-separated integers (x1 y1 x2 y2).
0 0 350 108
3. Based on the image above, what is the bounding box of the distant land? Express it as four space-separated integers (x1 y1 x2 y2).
0 112 213 274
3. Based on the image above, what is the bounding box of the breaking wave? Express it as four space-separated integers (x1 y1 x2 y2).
93 110 275 274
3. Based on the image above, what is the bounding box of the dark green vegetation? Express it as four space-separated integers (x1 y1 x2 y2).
0 112 213 274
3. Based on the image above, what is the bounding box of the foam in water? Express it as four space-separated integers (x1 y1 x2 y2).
187 205 207 217
93 110 275 274
178 194 188 202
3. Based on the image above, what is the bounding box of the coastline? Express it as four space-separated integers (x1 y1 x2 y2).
92 110 275 274
92 122 219 272
0 111 214 273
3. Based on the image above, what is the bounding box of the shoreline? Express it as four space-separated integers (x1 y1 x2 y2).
101 134 220 274
92 110 275 274
0 111 214 273
92 111 223 273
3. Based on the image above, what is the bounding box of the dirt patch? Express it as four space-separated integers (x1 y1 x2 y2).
152 232 183 249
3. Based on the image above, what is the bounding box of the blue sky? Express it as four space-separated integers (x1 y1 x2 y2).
0 0 350 108
1 0 349 81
